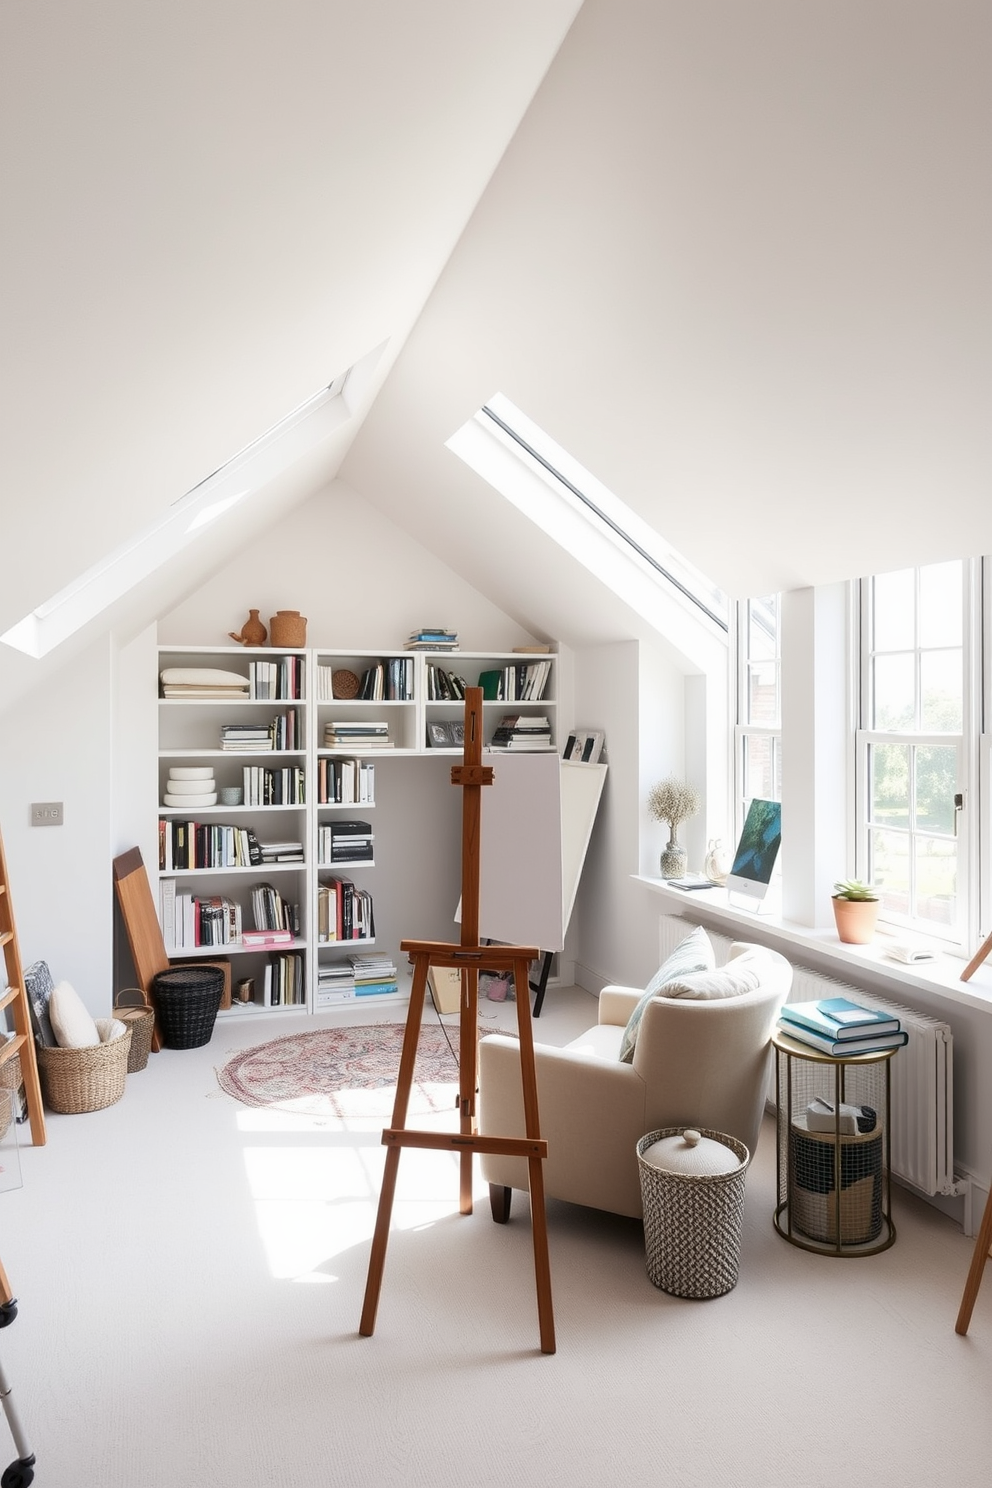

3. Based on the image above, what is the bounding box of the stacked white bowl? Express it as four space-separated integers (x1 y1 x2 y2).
163 767 217 808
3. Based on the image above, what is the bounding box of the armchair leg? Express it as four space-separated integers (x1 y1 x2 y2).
489 1184 512 1223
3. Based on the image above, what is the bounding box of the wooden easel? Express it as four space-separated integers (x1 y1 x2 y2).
960 930 992 983
359 689 556 1354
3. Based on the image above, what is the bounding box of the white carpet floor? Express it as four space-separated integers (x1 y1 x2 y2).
1 986 990 1488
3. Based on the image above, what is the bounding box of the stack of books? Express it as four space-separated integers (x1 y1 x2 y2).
320 819 374 865
323 722 393 750
405 628 459 651
778 996 909 1055
489 714 555 751
350 952 398 996
257 839 304 864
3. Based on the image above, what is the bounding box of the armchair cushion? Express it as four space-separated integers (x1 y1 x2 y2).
618 925 714 1062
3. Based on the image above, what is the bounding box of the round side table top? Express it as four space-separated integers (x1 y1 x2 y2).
772 1028 900 1066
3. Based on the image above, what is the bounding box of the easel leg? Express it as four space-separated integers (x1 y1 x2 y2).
956 1181 992 1335
459 966 478 1215
359 954 431 1338
513 955 556 1355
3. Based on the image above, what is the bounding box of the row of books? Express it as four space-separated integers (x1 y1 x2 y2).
315 659 415 701
159 819 262 871
262 951 305 1008
250 882 300 935
404 628 458 651
220 708 300 751
160 886 242 949
317 819 373 865
424 663 468 701
316 756 375 804
323 722 394 750
241 764 305 806
479 660 551 702
778 996 909 1056
158 881 298 949
248 657 304 701
489 714 555 751
317 876 375 941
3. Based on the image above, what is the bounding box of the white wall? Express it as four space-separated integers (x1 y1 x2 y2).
159 478 539 654
0 637 116 1016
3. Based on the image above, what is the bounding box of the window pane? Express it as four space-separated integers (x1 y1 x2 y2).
915 836 957 926
919 561 962 648
743 735 776 802
872 653 915 730
873 569 915 650
870 742 910 830
914 745 957 833
870 827 908 910
748 597 778 660
748 662 778 724
920 650 962 731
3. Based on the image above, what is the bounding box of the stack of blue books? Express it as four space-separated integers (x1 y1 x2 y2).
777 996 909 1056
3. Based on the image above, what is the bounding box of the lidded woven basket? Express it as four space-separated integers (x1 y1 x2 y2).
636 1126 750 1299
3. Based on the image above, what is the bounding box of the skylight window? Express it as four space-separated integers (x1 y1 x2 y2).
2 348 383 659
446 392 728 636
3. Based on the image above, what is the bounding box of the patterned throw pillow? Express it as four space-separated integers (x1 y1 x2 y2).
618 925 715 1063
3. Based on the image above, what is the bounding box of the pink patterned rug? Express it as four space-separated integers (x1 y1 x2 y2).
216 1021 475 1118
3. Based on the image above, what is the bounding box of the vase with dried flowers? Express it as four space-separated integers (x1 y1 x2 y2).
648 776 701 879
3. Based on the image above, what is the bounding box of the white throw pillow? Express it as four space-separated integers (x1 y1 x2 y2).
95 1017 128 1043
619 926 715 1062
49 981 100 1049
658 964 761 1000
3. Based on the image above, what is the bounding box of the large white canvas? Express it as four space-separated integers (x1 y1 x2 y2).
477 751 564 950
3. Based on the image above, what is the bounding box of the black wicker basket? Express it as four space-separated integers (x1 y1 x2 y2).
152 966 225 1049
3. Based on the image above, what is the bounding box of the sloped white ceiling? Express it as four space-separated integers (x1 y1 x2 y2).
1 0 990 698
344 0 992 622
0 0 580 668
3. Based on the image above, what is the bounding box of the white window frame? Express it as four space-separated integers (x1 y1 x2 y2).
855 560 978 952
734 594 782 841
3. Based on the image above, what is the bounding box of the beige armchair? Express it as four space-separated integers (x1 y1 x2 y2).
478 941 792 1220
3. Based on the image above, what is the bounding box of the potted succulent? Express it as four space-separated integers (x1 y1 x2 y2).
648 776 701 879
832 879 880 945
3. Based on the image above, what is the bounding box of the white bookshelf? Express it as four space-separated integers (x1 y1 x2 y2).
155 643 559 1020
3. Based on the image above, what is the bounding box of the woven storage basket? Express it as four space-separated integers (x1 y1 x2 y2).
0 1051 22 1139
789 1118 883 1246
636 1127 750 1299
152 966 225 1049
112 988 156 1073
37 1026 131 1114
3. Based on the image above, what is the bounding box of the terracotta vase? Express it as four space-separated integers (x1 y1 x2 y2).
832 896 879 945
268 610 307 647
228 609 267 646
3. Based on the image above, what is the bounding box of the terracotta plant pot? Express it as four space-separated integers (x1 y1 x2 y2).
268 610 307 647
832 896 880 945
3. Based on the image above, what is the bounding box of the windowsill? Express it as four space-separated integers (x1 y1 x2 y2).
634 875 992 1016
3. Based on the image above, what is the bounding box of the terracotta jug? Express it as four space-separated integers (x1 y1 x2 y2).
269 610 307 647
229 609 267 646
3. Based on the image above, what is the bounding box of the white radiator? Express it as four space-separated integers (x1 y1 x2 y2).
786 969 954 1198
657 916 955 1198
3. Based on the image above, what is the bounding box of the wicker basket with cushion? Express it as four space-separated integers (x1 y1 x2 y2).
152 966 225 1049
37 1025 131 1114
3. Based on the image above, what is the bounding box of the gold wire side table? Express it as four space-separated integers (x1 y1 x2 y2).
773 1030 896 1256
